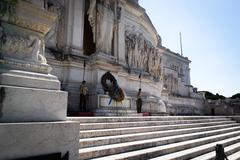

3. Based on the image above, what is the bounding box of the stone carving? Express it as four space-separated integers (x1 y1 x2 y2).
142 40 151 69
0 25 46 64
45 1 65 50
87 0 114 54
87 0 97 42
136 33 144 68
125 27 162 80
96 0 114 54
163 74 179 95
125 29 137 68
149 49 161 80
0 1 57 36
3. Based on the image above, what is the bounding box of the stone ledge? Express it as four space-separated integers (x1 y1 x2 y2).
0 70 60 90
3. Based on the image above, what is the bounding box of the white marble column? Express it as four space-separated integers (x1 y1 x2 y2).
65 0 85 56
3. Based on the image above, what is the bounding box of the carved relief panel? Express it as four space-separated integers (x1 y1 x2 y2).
125 25 162 81
163 74 179 95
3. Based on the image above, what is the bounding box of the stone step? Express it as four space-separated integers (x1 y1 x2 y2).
149 135 240 160
94 108 138 113
68 116 231 123
91 132 240 160
92 107 140 116
80 121 236 138
228 150 240 160
79 123 239 148
78 127 240 159
94 112 142 116
190 141 240 160
79 118 231 130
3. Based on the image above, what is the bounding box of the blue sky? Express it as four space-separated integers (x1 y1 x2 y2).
139 0 240 97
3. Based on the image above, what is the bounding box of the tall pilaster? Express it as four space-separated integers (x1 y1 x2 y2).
116 0 126 65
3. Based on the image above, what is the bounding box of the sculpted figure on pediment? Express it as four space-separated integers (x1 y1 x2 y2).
0 28 46 64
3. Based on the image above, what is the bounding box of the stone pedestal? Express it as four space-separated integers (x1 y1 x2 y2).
0 1 68 122
0 1 78 160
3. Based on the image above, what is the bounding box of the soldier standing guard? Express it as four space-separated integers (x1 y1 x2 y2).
79 80 88 112
136 88 142 113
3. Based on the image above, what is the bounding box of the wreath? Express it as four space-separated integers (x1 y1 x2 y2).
101 71 125 102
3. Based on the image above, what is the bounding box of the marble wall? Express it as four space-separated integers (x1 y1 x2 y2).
167 96 204 115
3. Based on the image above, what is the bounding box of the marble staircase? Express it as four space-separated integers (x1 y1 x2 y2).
68 116 240 160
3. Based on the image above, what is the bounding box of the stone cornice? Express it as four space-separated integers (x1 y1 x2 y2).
159 47 191 63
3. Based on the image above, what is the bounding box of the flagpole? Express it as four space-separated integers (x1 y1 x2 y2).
179 32 183 56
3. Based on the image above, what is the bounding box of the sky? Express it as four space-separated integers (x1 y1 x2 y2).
139 0 240 97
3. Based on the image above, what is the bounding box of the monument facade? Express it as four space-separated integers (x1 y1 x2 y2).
42 0 204 115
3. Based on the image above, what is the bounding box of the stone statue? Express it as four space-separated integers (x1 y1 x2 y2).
88 0 117 53
136 33 144 68
45 1 65 50
0 25 46 64
157 34 162 47
125 30 136 68
96 0 114 54
87 0 97 42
